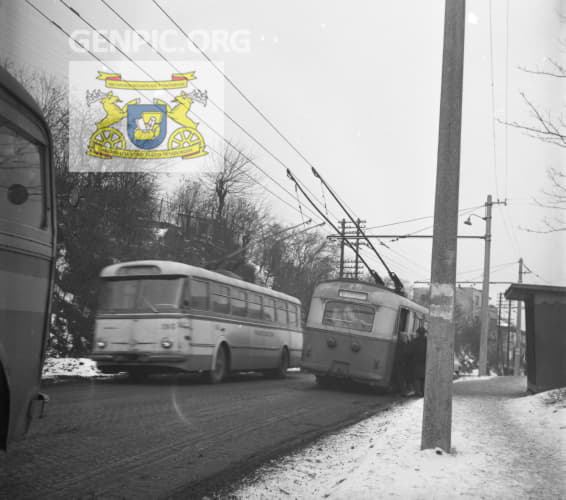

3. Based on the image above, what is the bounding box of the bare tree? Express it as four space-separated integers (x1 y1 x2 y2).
205 142 257 220
509 16 566 232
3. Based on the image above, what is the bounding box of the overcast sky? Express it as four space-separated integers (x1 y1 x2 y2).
2 0 564 310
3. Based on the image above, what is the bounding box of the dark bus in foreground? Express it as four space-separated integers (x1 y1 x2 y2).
0 66 55 449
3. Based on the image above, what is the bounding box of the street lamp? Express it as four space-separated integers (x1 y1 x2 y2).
463 213 486 226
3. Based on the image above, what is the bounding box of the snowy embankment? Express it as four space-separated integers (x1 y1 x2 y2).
42 357 109 380
228 376 566 500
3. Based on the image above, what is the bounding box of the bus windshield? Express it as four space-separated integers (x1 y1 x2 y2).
98 277 184 313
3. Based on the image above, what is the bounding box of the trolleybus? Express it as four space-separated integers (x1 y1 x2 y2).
91 260 303 382
301 279 428 389
0 66 55 449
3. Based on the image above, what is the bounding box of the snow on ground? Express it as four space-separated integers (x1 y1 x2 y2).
42 357 108 379
228 376 566 500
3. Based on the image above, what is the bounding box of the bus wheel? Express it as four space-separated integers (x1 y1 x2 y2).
207 345 228 384
275 348 290 378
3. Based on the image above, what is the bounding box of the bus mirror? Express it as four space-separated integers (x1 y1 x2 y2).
7 184 28 205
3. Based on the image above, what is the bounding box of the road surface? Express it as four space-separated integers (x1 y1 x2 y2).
0 372 397 499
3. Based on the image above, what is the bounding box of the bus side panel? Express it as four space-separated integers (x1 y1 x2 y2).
0 256 51 444
187 316 220 371
288 329 303 368
301 327 394 387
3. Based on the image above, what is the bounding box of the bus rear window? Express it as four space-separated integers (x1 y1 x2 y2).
98 277 183 313
322 301 375 332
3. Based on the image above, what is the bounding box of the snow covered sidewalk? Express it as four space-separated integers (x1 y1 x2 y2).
229 376 566 499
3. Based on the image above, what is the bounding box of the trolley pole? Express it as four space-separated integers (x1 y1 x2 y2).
421 0 466 452
513 258 523 375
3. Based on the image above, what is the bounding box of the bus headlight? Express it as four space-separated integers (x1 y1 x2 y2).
161 338 173 349
96 340 107 349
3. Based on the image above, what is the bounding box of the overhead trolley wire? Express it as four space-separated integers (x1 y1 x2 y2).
146 0 342 221
151 0 359 214
149 0 415 289
488 0 501 200
286 169 387 287
311 167 413 293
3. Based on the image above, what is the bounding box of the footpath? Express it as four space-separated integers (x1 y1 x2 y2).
228 376 566 499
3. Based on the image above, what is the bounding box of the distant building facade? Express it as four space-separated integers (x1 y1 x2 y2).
412 285 486 322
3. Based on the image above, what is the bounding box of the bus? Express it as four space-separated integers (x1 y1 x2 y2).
301 279 428 389
90 260 303 382
0 67 55 449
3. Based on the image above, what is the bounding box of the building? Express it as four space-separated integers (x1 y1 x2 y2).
412 285 486 323
505 283 566 393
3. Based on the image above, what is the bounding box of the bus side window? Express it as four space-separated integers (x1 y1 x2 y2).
275 300 288 325
231 289 247 317
406 311 414 336
263 297 275 322
398 308 409 334
211 283 230 314
288 304 298 328
181 278 191 309
191 279 209 310
247 293 262 319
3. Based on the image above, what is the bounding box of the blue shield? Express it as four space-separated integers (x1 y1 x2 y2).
127 104 167 149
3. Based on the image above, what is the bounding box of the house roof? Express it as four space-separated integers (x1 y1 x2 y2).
504 283 566 301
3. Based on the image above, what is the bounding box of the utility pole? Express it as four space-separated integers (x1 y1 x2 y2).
421 0 466 452
477 195 507 376
507 298 512 370
513 258 523 375
478 195 493 376
354 219 362 279
497 292 503 374
339 219 346 278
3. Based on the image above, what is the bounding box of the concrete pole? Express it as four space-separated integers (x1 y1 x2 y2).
513 258 523 375
478 195 493 376
339 219 345 278
421 0 466 452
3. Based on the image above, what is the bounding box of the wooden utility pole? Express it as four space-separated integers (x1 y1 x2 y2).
513 258 523 375
421 0 466 452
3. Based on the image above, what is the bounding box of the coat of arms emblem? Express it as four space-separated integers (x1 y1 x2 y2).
85 71 208 160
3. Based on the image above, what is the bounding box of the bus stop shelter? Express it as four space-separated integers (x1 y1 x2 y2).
505 283 566 393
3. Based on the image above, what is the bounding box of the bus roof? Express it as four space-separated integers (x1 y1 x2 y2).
99 260 301 305
313 279 428 313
